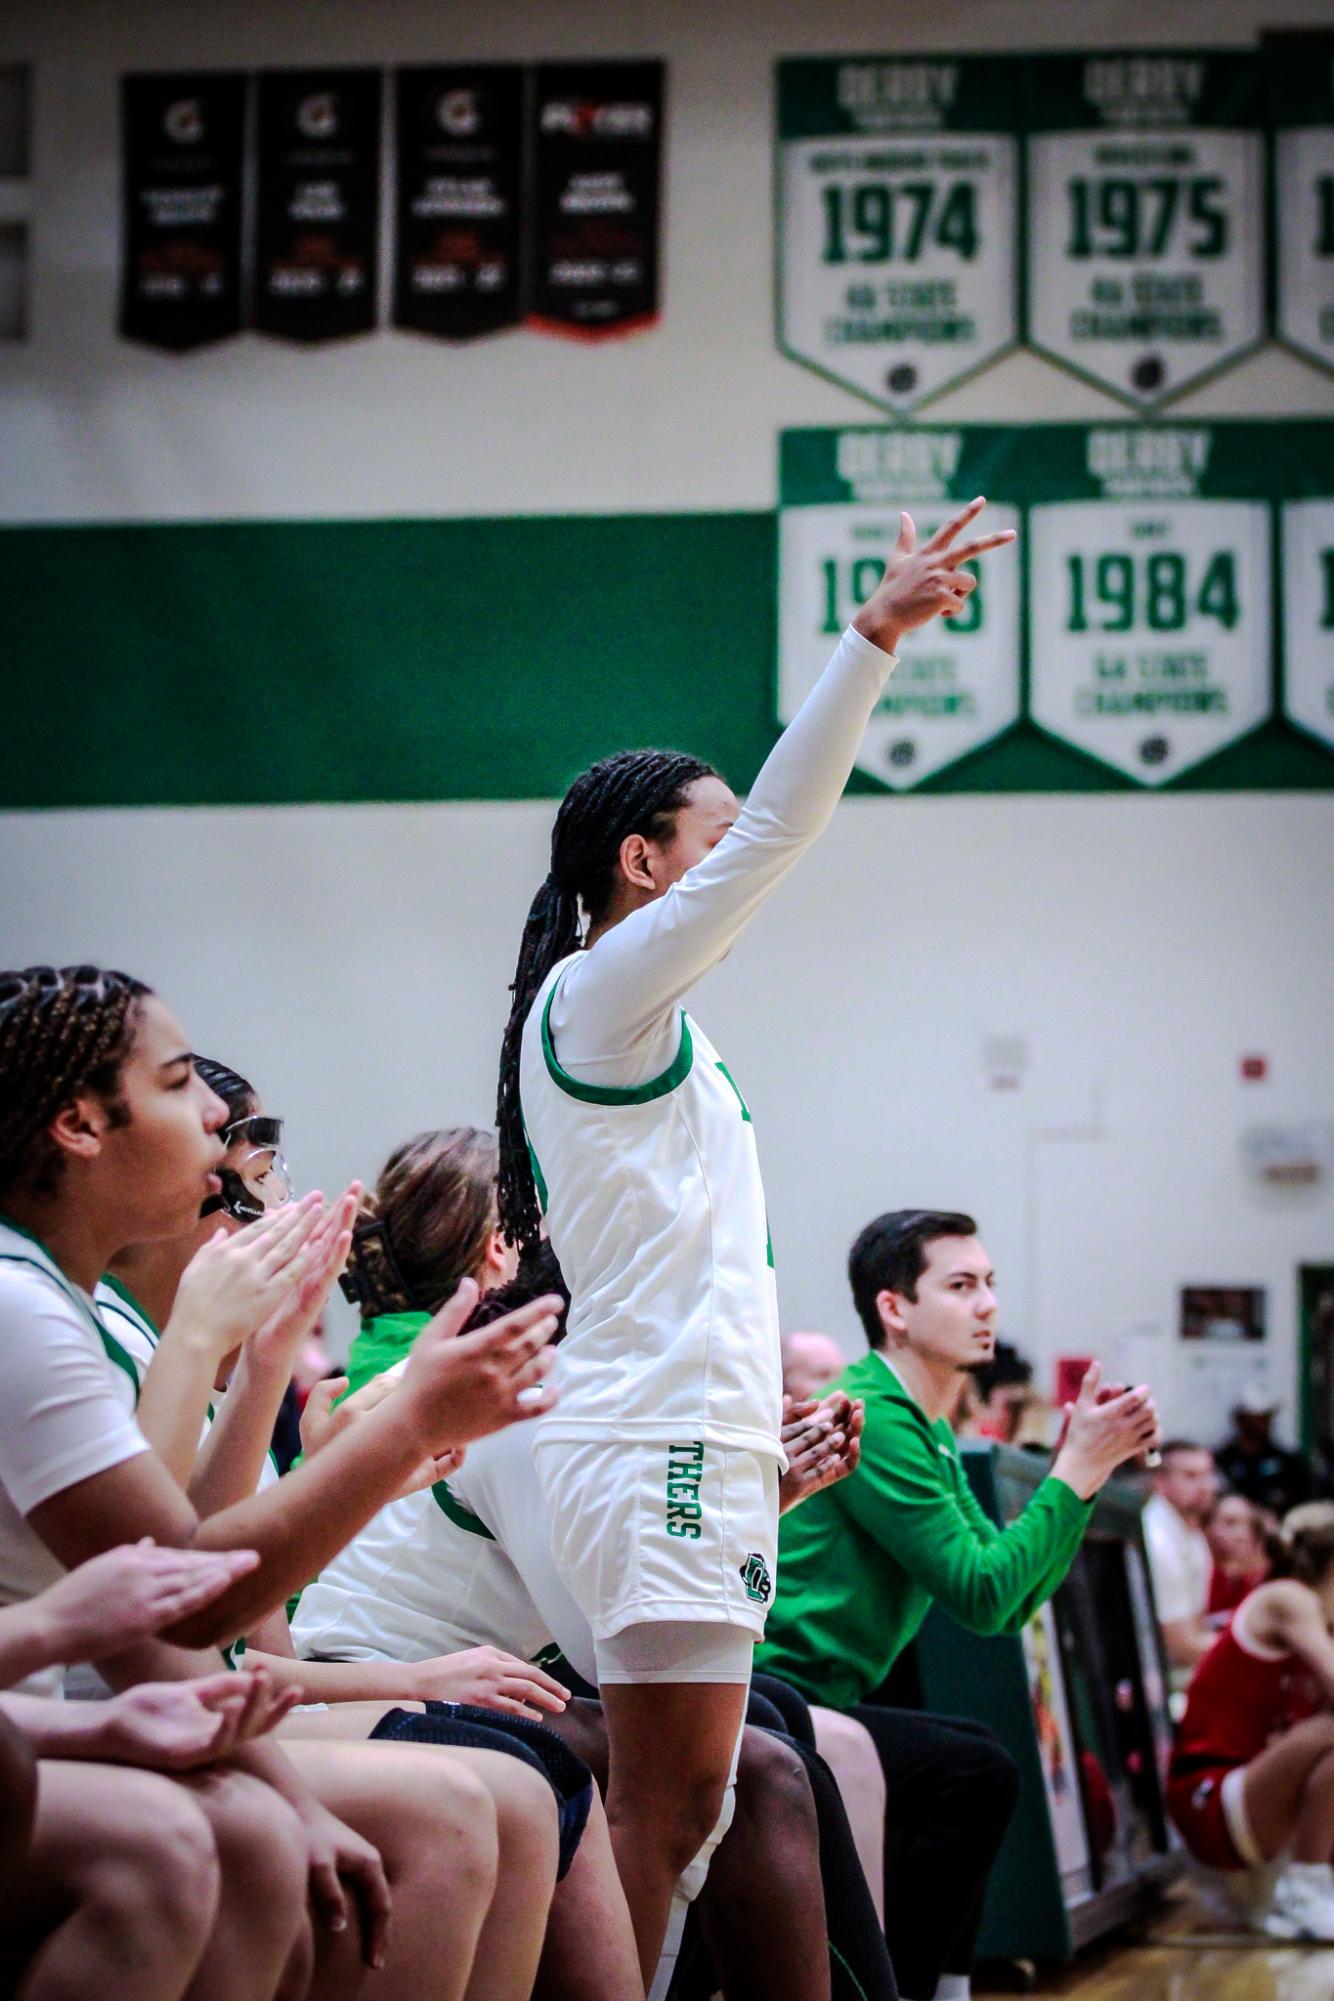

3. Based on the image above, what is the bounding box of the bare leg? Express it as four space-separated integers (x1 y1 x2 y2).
176 1768 310 2001
1243 1715 1334 1861
600 1681 750 1987
693 1725 830 2001
812 1708 886 1928
533 1787 643 2001
0 1711 37 1893
285 1737 502 2001
11 1763 219 2001
454 1749 559 2001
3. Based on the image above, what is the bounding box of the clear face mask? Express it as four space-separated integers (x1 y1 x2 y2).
207 1115 294 1224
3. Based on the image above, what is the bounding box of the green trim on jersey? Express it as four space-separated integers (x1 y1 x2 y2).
523 1126 549 1212
98 1272 160 1339
431 1480 496 1541
0 1218 141 1407
541 980 694 1105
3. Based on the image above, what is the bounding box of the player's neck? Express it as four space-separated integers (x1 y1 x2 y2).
109 1235 193 1331
883 1341 961 1423
0 1187 113 1296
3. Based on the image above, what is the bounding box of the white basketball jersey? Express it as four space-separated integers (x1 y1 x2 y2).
519 954 782 1460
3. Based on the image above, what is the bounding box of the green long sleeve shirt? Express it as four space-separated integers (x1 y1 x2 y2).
342 1310 430 1397
756 1349 1093 1711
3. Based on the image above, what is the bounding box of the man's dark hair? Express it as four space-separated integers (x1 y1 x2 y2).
847 1209 979 1350
1159 1439 1208 1462
973 1339 1032 1400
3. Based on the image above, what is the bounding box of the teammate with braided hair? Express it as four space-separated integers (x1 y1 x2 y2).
0 964 572 2000
494 500 1017 1979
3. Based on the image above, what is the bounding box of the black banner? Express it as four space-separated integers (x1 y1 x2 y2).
253 68 381 342
120 73 246 351
392 65 524 340
529 60 664 339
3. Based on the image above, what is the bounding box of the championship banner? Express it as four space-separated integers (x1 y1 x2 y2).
1265 30 1334 377
1027 425 1271 785
119 73 246 351
775 56 1021 415
779 426 1022 788
1025 52 1265 408
1280 423 1334 755
253 68 381 342
528 60 664 339
392 65 524 341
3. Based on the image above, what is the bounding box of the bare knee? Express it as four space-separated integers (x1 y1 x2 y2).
194 1772 307 1944
89 1785 220 1946
477 1754 560 1879
381 1758 502 1900
735 1731 816 1846
611 1764 731 1879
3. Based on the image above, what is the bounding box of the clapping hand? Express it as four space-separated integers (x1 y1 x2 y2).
779 1391 865 1513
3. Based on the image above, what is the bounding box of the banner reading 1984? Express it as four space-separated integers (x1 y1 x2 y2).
1266 30 1334 377
1025 51 1264 407
777 56 1020 415
781 422 1334 793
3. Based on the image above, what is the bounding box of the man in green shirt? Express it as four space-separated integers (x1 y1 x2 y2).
758 1209 1160 2001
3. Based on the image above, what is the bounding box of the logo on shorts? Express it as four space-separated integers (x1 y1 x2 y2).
739 1553 772 1604
666 1441 704 1540
1190 1777 1217 1812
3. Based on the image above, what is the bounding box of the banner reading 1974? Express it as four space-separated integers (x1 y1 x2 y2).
1266 30 1334 378
776 56 1020 415
1026 51 1264 408
779 427 1022 788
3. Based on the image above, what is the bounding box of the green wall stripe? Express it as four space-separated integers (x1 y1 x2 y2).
1 512 1329 809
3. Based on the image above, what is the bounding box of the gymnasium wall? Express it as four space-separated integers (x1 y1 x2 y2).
2 0 1331 1430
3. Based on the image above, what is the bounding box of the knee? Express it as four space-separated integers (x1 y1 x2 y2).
388 1759 502 1901
969 1734 1021 1830
97 1786 220 1945
627 1767 733 1881
736 1732 816 1845
485 1756 561 1882
203 1774 308 1940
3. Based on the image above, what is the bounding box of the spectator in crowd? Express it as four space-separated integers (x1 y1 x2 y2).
758 1208 1159 2001
1217 1387 1315 1519
969 1340 1034 1443
1167 1502 1334 1941
1143 1441 1219 1675
1206 1492 1273 1617
781 1327 846 1402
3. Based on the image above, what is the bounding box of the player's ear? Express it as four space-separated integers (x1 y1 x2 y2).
618 830 658 893
48 1089 110 1162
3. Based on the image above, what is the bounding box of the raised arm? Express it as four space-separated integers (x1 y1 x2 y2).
555 503 1016 1067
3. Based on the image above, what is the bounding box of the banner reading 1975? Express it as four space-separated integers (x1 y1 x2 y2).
776 56 1021 415
780 422 1334 792
1025 51 1265 408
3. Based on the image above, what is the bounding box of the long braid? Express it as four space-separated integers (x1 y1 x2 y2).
0 965 150 1193
496 748 715 1261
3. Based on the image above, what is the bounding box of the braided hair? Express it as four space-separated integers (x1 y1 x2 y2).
0 965 150 1195
496 748 715 1260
